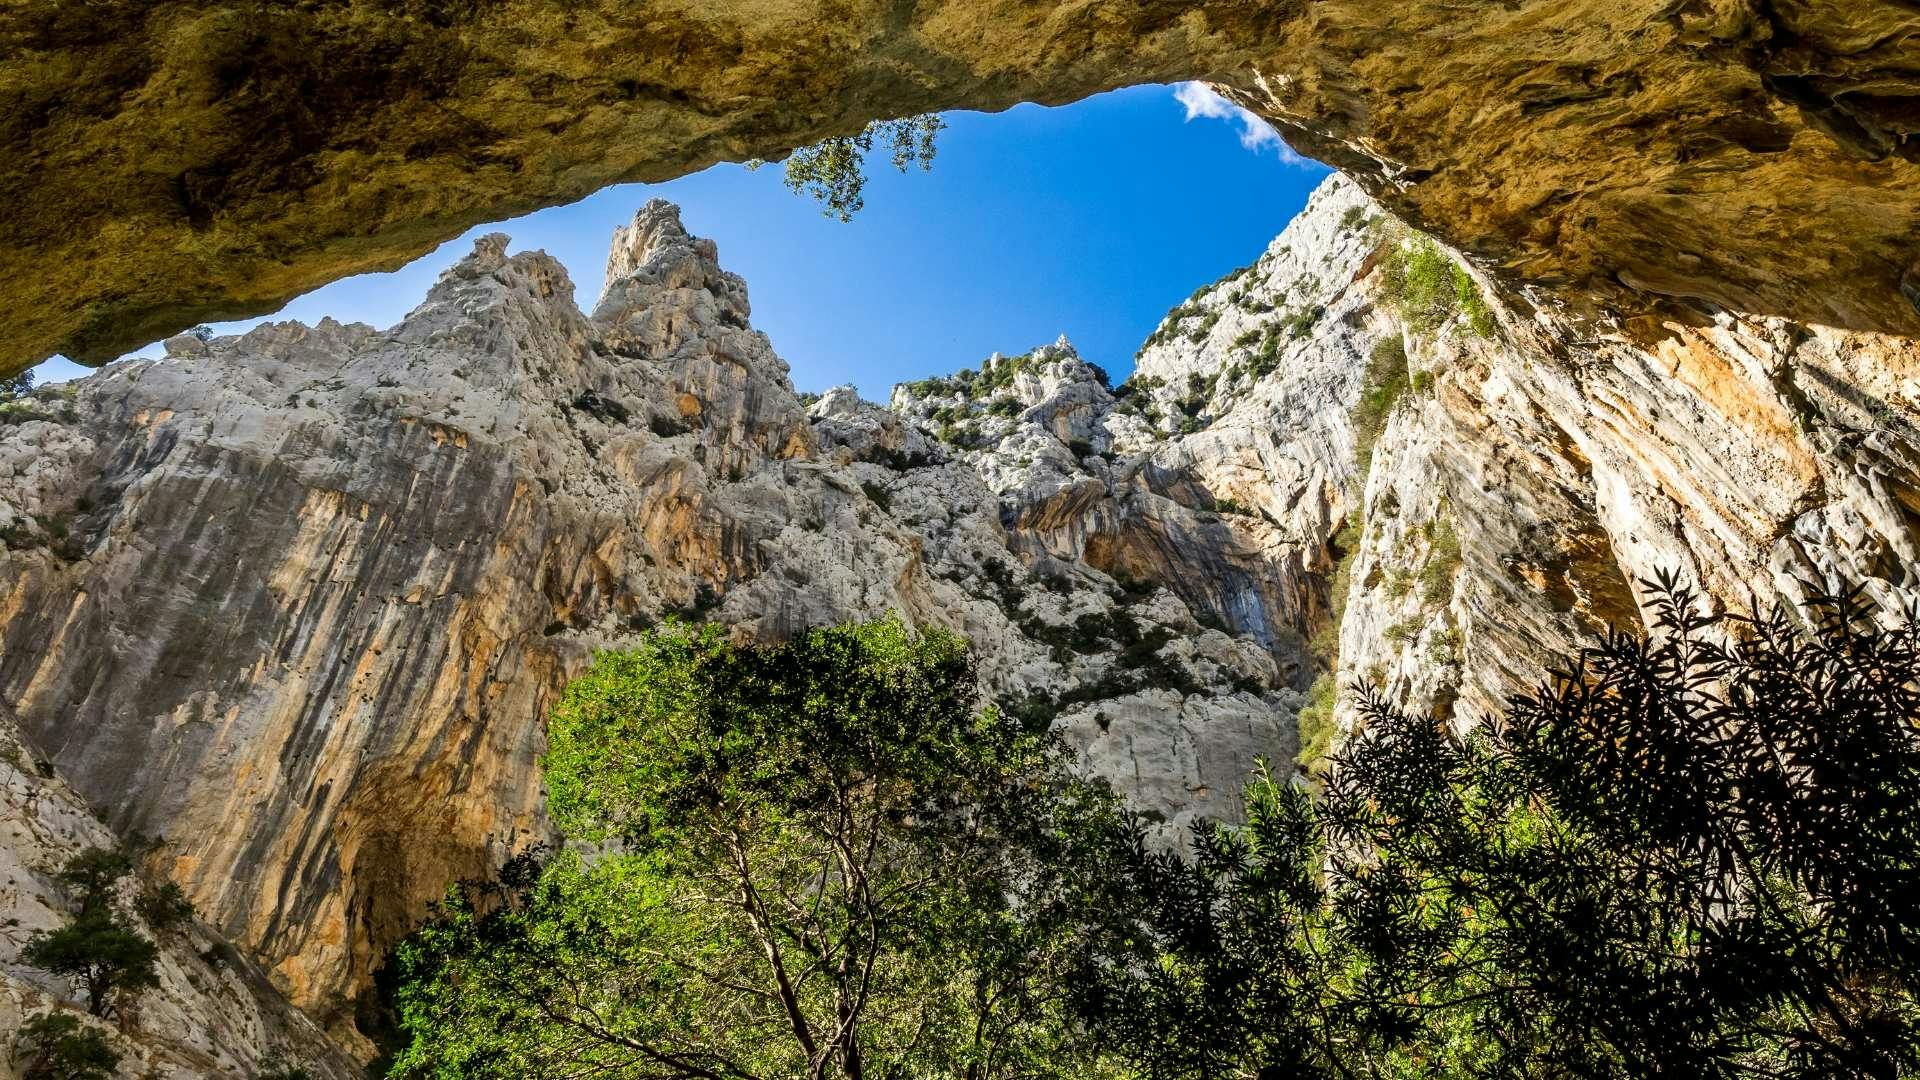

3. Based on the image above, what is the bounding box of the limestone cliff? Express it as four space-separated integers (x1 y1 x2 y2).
2 174 1917 1072
5 0 1918 372
1091 173 1920 739
0 204 1305 1058
0 707 357 1079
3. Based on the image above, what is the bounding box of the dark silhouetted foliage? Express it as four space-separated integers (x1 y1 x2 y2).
13 1013 119 1080
133 881 195 934
1078 574 1920 1078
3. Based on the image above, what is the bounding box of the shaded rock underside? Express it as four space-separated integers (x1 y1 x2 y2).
4 0 1920 373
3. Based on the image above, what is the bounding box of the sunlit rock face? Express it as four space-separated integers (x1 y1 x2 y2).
938 172 1920 749
4 0 1917 372
0 205 1307 1050
1241 179 1920 736
1 171 1916 1068
0 706 358 1079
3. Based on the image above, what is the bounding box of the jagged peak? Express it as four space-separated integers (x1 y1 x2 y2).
808 383 870 417
592 199 750 328
602 199 693 289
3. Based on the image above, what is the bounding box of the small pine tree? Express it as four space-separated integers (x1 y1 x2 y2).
20 847 161 1017
51 848 130 915
133 881 195 934
21 912 161 1018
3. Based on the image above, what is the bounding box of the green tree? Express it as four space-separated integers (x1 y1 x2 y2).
133 881 195 934
1079 574 1920 1077
761 116 944 222
21 912 162 1019
0 368 32 402
51 848 130 916
388 618 1131 1079
20 847 161 1018
13 1013 119 1080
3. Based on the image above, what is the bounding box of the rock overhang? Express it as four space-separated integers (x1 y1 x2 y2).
3 0 1918 378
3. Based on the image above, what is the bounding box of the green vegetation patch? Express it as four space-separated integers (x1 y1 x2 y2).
1380 234 1496 338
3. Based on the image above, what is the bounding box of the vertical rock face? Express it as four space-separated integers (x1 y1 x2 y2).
0 205 1312 1052
1290 181 1920 732
0 706 358 1078
2 175 1917 1070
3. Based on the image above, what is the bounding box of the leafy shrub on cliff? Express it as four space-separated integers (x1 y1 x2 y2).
1418 514 1462 604
1380 235 1495 337
1080 576 1920 1078
1349 335 1411 483
1292 674 1338 774
387 619 1132 1079
13 1013 119 1080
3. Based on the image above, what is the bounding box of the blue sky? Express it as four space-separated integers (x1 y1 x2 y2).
34 84 1328 399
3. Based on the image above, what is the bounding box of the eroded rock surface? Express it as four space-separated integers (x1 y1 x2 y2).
0 204 1309 1054
5 0 1919 372
2 175 1917 1071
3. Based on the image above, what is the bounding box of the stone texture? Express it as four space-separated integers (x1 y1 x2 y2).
0 205 1309 1057
2 173 1918 1071
0 705 356 1079
4 0 1919 373
1317 179 1920 735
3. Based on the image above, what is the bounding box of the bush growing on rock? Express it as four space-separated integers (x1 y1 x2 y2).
13 1013 119 1080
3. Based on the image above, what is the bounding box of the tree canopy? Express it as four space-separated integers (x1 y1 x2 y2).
386 578 1920 1078
1077 575 1920 1078
387 618 1130 1079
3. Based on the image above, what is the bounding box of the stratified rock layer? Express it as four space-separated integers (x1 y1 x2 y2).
4 0 1918 371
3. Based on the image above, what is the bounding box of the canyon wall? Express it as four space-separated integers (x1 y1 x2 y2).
4 0 1917 372
0 204 1314 1060
1111 175 1919 733
1 173 1916 1071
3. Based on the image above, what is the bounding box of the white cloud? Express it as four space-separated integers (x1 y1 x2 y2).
1172 82 1307 164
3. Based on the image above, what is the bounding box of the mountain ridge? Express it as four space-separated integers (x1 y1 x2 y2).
3 172 1917 1071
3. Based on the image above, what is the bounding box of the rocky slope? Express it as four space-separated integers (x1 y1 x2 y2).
6 0 1918 371
0 706 356 1079
2 173 1917 1072
0 203 1310 1061
1096 174 1919 739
